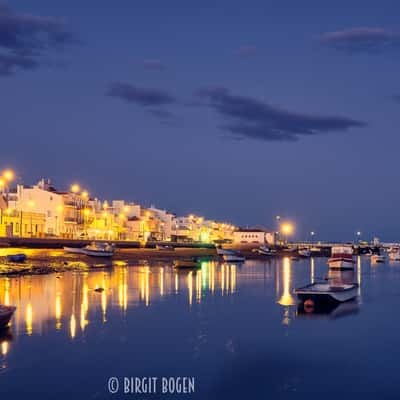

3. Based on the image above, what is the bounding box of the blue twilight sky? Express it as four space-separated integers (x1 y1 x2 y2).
1 0 400 241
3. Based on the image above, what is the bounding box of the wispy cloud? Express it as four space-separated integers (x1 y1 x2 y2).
234 45 257 57
195 86 366 142
320 27 400 54
106 82 177 120
0 3 77 76
142 59 167 71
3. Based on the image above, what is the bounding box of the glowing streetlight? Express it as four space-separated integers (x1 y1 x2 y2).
3 169 14 182
281 223 294 244
123 206 130 213
70 184 80 194
281 223 293 235
83 209 91 216
81 191 89 200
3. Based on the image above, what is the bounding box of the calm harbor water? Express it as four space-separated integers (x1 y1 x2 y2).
0 252 399 399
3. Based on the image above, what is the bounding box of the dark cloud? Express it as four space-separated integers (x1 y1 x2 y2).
320 27 400 54
106 82 178 121
142 59 167 71
106 82 176 107
0 3 77 76
195 86 366 142
234 45 257 57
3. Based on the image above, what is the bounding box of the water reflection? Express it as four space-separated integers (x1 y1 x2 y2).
0 256 366 374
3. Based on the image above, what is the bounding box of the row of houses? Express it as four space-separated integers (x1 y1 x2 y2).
0 178 271 244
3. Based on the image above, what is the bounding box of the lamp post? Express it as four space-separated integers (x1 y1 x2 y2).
310 231 315 245
275 215 281 244
28 200 35 237
356 231 361 244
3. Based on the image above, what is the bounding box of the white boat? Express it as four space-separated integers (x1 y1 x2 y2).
298 248 311 258
0 305 16 328
328 246 355 269
222 253 245 263
371 254 385 263
252 246 276 256
82 242 115 257
63 246 85 254
294 282 358 304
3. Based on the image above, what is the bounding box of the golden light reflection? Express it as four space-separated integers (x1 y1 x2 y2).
55 291 62 330
101 275 107 323
26 303 33 336
278 257 296 306
230 264 236 294
1 341 8 356
221 264 225 295
159 268 164 297
196 270 201 303
311 257 315 284
174 273 179 294
188 271 193 306
70 314 76 339
80 275 89 331
119 268 128 310
4 278 10 306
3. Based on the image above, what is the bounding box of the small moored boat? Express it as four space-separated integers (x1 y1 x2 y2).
82 242 115 258
298 249 311 258
6 254 27 263
0 305 16 328
252 246 276 256
328 246 355 269
294 282 358 304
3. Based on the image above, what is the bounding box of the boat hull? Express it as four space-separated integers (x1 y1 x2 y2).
63 247 85 254
328 258 355 269
295 283 358 304
83 250 114 257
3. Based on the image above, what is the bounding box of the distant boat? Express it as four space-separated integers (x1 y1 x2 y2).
156 244 174 251
0 305 16 328
63 246 85 254
371 254 385 263
6 254 27 263
222 253 245 263
82 242 115 258
328 246 355 269
252 246 276 256
389 251 400 261
298 248 311 258
173 259 201 269
294 282 358 304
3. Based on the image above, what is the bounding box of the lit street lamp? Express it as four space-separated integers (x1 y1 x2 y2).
281 223 294 244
